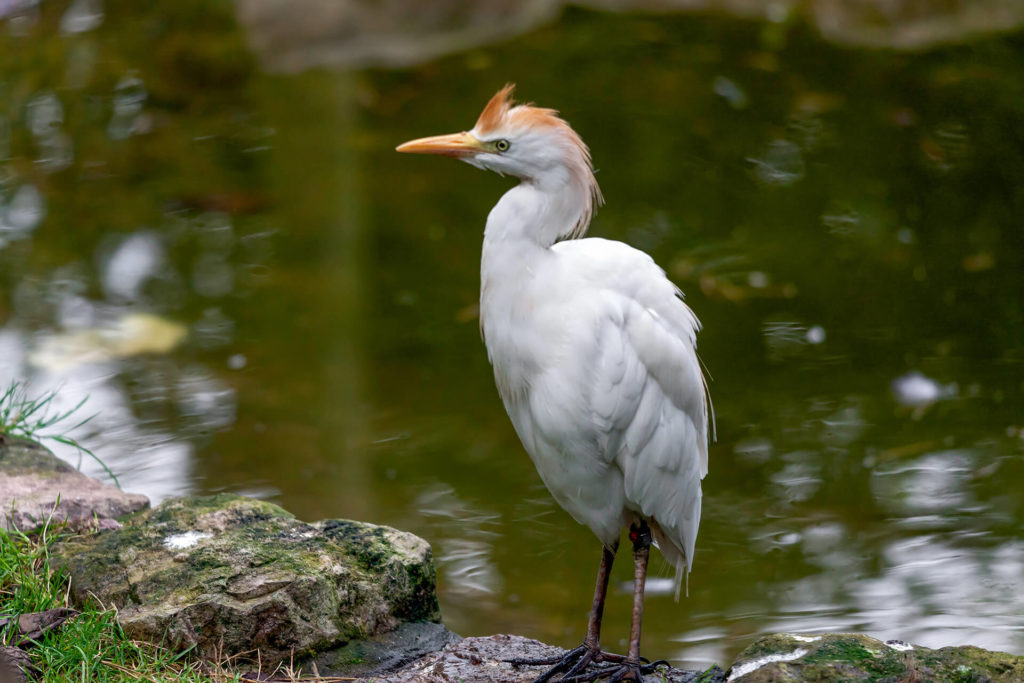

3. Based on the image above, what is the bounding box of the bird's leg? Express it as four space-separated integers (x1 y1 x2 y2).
561 522 659 683
585 542 616 650
622 520 651 679
559 542 617 677
506 543 618 681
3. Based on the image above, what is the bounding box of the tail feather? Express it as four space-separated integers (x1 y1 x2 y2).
648 517 691 602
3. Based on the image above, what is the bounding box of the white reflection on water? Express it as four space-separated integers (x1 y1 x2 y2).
193 307 235 349
416 483 502 601
871 450 973 515
4 184 45 234
750 139 805 186
176 365 236 431
671 625 729 663
26 92 62 140
108 74 147 140
761 318 819 363
101 231 165 302
0 330 192 501
734 436 773 464
0 329 26 376
770 455 822 503
702 526 1024 662
892 370 956 408
59 0 103 34
1 275 237 503
850 538 1024 652
25 91 73 173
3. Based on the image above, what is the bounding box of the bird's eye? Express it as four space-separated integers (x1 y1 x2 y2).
494 139 510 152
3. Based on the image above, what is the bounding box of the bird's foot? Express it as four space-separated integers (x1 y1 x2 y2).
560 658 670 682
507 644 668 682
506 644 592 682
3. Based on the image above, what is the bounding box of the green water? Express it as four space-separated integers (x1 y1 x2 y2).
1 1 1023 669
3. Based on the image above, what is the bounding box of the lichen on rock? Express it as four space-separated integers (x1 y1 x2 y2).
48 494 441 664
728 632 1024 681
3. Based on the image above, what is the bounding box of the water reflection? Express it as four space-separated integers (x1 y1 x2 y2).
59 0 102 34
0 336 193 499
4 184 45 235
25 91 73 172
750 139 804 186
891 370 956 409
101 231 165 301
760 537 1024 654
872 450 973 515
108 75 147 140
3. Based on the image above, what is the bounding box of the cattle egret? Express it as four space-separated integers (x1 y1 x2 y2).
397 85 712 682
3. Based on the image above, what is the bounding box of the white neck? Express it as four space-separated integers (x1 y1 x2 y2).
483 172 587 249
478 180 573 336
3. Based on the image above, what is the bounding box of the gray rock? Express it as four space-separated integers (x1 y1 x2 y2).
727 632 1024 681
0 435 149 531
48 494 441 664
379 634 725 682
236 0 1024 73
311 621 460 678
235 0 557 73
0 646 36 683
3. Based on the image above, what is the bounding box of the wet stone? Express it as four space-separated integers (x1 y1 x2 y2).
311 621 460 678
728 632 1024 682
0 646 36 683
380 634 726 682
0 436 149 531
48 494 441 664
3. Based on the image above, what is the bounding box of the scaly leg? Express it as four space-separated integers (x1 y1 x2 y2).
507 543 618 682
621 520 651 681
559 521 664 683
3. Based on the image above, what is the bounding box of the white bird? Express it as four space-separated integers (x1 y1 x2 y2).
397 85 711 682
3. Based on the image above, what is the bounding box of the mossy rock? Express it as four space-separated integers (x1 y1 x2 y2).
729 633 1024 681
49 494 440 664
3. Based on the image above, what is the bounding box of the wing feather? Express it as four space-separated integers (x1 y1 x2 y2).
557 238 710 576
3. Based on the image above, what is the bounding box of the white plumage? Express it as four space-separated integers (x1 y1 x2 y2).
398 84 711 681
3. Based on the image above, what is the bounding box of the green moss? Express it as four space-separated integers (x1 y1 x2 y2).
803 637 873 665
142 494 292 529
733 633 811 662
318 519 394 572
390 547 441 623
729 634 1024 682
798 636 907 679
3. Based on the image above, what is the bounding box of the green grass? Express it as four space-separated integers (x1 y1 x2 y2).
0 381 119 487
0 517 233 681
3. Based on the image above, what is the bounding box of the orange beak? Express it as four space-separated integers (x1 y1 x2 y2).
396 131 487 158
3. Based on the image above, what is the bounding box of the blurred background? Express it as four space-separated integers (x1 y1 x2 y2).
1 0 1023 670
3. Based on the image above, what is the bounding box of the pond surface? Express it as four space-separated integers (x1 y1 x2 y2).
1 1 1023 669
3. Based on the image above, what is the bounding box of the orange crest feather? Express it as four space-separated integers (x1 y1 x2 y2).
475 83 516 134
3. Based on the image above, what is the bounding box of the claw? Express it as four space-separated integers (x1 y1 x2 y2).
508 644 669 682
640 659 670 673
506 644 591 682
